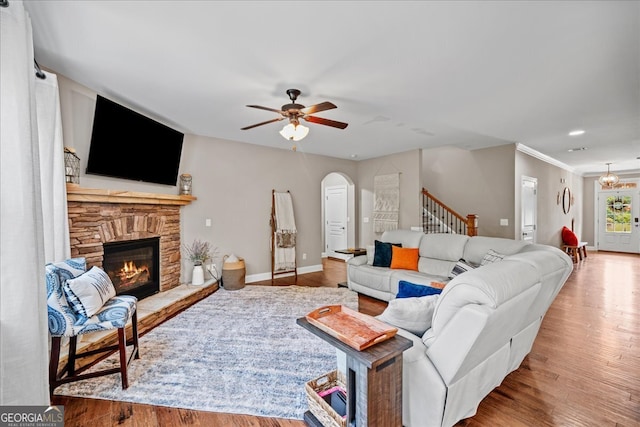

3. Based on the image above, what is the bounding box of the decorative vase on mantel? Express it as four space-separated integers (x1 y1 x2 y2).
191 263 205 286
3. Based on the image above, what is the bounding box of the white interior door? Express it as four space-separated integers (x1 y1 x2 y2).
521 176 537 243
597 189 639 253
325 185 348 257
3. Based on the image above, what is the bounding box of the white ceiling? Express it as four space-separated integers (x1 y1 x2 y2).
23 1 640 175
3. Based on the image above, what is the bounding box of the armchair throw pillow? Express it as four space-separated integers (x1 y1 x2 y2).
63 266 116 321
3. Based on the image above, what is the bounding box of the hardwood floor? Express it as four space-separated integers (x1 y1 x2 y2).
53 252 640 426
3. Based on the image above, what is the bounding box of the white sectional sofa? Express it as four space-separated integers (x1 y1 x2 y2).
345 230 573 427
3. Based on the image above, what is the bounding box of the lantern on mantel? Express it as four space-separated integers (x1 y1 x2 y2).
64 147 80 184
180 173 192 195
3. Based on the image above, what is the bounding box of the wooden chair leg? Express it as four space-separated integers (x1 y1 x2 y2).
132 309 140 360
117 327 129 389
67 336 77 376
49 336 62 397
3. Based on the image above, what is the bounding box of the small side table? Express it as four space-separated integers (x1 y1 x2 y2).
297 317 413 427
335 248 367 257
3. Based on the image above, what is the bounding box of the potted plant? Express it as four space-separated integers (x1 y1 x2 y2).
184 239 216 285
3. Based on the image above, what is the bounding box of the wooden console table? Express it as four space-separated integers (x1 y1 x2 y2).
297 317 413 427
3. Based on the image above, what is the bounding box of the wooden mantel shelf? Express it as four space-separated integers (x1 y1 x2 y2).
66 184 196 206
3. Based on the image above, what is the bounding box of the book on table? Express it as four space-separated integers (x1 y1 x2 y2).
305 305 397 351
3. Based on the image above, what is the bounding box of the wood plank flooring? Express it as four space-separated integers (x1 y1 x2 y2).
52 252 640 426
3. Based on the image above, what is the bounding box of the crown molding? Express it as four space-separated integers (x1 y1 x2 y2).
515 143 577 174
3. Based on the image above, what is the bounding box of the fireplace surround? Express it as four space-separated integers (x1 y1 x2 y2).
66 185 196 296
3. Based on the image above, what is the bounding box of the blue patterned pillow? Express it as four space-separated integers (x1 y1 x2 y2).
396 280 443 298
63 266 116 321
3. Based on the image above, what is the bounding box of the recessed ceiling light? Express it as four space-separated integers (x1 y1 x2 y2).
350 154 358 159
567 147 588 152
568 129 585 136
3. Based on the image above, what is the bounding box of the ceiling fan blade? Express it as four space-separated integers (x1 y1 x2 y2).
246 105 284 114
303 115 349 129
300 101 337 115
241 117 284 130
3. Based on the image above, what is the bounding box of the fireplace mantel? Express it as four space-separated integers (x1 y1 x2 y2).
66 184 196 206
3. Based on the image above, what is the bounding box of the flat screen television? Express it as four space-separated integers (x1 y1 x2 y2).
86 95 184 186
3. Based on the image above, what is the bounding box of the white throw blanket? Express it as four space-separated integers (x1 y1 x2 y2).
273 191 296 271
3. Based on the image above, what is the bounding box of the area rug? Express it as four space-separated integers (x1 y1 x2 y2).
56 285 358 420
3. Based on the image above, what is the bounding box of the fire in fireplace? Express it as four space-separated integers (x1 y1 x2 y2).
103 237 160 300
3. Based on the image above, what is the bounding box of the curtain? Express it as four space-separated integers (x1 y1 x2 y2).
1 1 69 405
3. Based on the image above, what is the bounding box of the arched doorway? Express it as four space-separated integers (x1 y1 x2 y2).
321 172 356 260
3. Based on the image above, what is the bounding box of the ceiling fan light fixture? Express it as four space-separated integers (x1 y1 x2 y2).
598 163 619 187
280 123 309 141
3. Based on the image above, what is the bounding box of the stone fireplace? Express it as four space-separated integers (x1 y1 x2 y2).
66 185 196 296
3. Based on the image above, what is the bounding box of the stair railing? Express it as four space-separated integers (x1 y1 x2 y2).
422 188 478 236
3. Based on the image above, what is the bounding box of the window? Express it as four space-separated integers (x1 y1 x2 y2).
605 196 632 233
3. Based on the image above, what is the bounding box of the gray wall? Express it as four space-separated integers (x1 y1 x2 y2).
422 144 516 238
356 149 423 247
515 151 583 246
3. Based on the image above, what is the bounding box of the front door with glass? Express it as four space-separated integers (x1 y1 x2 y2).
597 189 640 253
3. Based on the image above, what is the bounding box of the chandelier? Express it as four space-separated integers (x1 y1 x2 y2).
598 163 619 187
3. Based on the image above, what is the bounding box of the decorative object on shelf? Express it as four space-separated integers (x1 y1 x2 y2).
598 162 619 188
179 173 192 195
64 147 80 184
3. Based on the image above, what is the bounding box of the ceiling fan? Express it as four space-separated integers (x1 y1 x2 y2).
241 89 349 137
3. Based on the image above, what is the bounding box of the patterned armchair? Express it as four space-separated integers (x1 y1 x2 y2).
46 257 140 396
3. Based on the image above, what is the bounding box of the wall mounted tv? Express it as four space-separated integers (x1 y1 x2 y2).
86 95 184 186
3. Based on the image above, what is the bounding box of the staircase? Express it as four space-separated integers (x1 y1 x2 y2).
422 188 478 236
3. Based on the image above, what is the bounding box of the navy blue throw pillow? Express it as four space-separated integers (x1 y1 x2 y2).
372 240 402 267
396 280 443 298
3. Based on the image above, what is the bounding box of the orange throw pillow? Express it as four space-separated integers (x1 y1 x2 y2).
562 226 579 246
390 246 419 271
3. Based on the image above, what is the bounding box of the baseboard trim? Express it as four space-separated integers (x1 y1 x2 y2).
245 263 323 283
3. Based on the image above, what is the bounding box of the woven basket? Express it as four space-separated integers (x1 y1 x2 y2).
305 370 347 427
222 257 245 290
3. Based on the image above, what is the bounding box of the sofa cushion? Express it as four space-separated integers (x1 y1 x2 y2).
480 249 506 266
419 234 469 261
397 280 443 298
390 246 419 271
377 294 439 336
348 264 395 294
381 229 424 248
463 236 529 265
373 240 402 267
561 226 579 246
